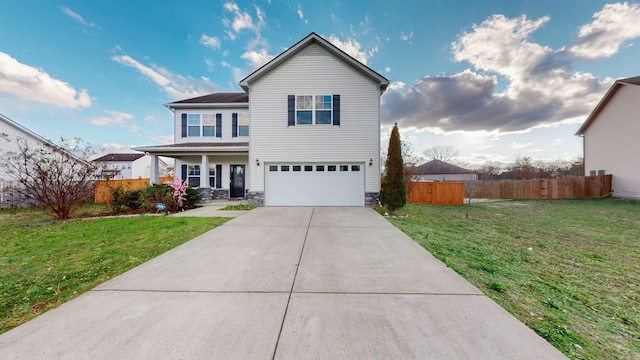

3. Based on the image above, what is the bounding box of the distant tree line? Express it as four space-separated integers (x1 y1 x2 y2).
474 156 584 180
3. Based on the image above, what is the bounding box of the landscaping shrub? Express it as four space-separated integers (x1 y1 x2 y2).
185 186 202 206
138 183 200 213
140 184 178 212
109 187 143 214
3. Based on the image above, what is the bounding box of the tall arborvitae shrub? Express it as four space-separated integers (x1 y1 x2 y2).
380 123 406 212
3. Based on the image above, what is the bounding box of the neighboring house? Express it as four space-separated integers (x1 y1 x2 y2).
135 33 389 206
576 75 640 200
93 153 169 179
412 159 477 182
1 114 53 181
0 113 85 208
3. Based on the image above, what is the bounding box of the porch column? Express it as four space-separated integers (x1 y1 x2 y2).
149 154 159 185
200 154 209 188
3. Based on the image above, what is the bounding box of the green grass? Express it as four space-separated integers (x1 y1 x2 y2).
219 204 257 211
386 199 640 360
0 205 228 334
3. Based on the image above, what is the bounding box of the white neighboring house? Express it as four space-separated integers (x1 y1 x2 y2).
576 76 640 200
1 114 56 182
412 159 477 182
0 114 83 208
135 33 389 206
92 153 169 179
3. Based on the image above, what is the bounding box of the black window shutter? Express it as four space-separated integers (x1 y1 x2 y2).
232 113 238 137
333 95 340 126
216 164 222 188
181 164 187 182
287 95 295 126
181 114 187 137
215 113 222 138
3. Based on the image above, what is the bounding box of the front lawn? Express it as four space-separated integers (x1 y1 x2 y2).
386 199 639 360
0 206 228 334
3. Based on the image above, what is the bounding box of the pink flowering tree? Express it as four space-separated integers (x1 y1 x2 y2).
164 178 188 208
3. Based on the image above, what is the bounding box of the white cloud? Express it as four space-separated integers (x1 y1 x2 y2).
400 30 413 42
88 110 133 126
297 4 308 24
130 124 142 133
241 48 274 69
112 54 219 99
381 5 638 134
328 35 375 65
384 67 391 73
204 58 215 72
95 143 134 157
151 135 173 144
510 141 533 149
223 2 265 40
144 115 157 124
569 2 640 60
200 34 221 49
0 51 91 109
452 14 553 83
60 7 97 28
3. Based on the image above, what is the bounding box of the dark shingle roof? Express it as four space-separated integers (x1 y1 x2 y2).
93 153 145 162
415 160 474 175
169 92 248 104
619 76 640 85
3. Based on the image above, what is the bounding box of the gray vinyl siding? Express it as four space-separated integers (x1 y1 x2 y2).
583 85 640 200
248 43 381 192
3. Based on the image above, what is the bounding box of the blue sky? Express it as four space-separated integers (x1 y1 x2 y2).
1 1 639 167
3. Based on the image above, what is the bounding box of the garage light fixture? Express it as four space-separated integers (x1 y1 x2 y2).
256 159 260 166
369 158 373 166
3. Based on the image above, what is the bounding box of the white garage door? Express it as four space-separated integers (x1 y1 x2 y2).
266 164 365 206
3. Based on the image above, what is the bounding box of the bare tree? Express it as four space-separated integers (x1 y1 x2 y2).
464 178 485 219
423 145 459 162
1 137 100 219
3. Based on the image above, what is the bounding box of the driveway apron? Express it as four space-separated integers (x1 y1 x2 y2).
0 207 567 359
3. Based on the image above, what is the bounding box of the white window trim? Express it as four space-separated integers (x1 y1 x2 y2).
187 113 217 138
237 113 249 137
296 95 332 125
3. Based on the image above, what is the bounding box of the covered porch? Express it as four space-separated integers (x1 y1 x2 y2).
133 143 249 200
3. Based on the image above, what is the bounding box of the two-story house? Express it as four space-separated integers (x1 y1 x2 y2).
135 32 388 206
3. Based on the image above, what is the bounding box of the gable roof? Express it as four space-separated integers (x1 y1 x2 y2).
415 160 475 175
93 153 146 162
1 113 55 146
576 75 640 135
239 32 389 93
165 92 249 109
1 113 91 166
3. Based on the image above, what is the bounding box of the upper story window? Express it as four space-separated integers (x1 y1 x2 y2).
232 113 249 137
288 94 340 127
238 113 249 136
202 114 216 136
181 113 222 138
187 114 201 137
295 95 331 125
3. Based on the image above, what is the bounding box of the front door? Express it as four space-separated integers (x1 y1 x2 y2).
230 165 245 198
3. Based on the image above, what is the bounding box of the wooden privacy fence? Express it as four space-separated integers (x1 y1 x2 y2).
406 181 465 205
473 174 612 200
94 177 173 203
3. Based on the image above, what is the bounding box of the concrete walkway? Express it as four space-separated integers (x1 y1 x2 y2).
0 207 567 359
170 200 251 218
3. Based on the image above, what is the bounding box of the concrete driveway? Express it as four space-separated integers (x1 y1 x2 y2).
0 207 567 359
